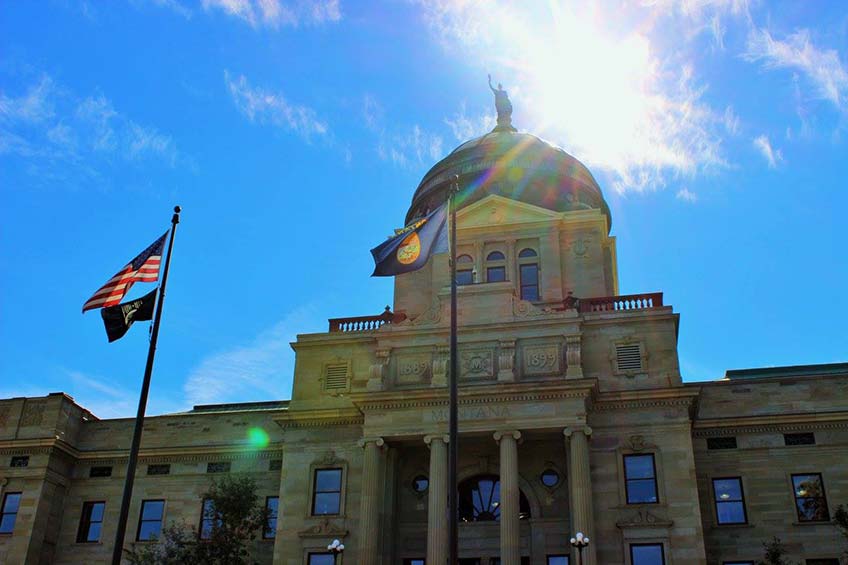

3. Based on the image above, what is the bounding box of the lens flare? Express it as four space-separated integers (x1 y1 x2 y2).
247 427 270 449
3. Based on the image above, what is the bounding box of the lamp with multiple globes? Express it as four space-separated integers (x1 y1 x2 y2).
327 539 344 563
570 531 590 565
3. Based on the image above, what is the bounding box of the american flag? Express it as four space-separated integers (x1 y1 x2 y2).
82 232 167 313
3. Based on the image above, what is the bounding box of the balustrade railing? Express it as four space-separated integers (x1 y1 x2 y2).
328 307 406 333
577 292 663 313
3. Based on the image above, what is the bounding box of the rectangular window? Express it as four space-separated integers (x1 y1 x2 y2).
147 464 170 475
90 465 113 477
263 496 278 539
206 461 230 473
548 556 570 565
76 501 105 543
199 498 220 540
308 553 336 565
784 432 815 446
792 473 830 522
10 456 29 468
630 543 665 565
0 492 21 534
707 437 738 450
457 269 474 286
519 264 539 301
806 559 840 565
624 454 658 504
312 468 342 515
136 500 165 541
487 266 506 282
403 560 425 565
713 477 747 524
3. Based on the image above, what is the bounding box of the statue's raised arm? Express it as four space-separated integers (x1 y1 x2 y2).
488 73 496 93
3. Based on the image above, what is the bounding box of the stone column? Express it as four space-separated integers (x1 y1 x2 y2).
564 427 595 565
494 430 522 565
424 434 449 565
357 437 385 565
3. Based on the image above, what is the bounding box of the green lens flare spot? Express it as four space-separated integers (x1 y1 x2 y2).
247 427 270 449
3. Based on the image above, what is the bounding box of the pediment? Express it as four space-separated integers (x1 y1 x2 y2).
456 195 562 229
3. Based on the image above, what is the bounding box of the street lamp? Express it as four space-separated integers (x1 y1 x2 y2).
570 531 590 565
327 539 344 564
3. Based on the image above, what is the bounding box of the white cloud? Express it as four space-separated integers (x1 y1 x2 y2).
753 134 782 168
202 0 340 28
184 305 320 406
225 71 329 141
444 103 496 141
722 105 740 135
363 94 444 169
676 187 698 202
745 28 848 112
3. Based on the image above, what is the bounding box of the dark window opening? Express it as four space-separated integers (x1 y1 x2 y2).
540 469 560 487
458 474 531 522
412 475 429 493
76 501 105 543
784 432 815 446
792 473 829 522
147 464 170 475
90 466 113 477
713 477 747 524
312 468 342 515
136 500 165 541
624 454 658 504
269 459 282 471
707 436 738 450
206 461 230 473
10 456 29 468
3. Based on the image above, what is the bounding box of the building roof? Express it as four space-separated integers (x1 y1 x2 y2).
404 128 611 230
724 362 848 380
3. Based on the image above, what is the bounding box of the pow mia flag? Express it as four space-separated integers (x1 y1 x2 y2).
100 289 157 342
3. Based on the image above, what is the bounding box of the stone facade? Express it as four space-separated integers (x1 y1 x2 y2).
2 126 846 565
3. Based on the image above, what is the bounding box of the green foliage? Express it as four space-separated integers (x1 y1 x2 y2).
756 537 799 565
125 475 271 565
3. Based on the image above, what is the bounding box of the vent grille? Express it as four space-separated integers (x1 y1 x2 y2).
90 466 113 477
269 459 282 471
784 432 815 446
707 436 738 450
10 456 29 468
147 464 171 475
324 363 350 391
616 344 643 371
207 461 231 474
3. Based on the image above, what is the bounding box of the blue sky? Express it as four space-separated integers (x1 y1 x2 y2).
1 0 846 418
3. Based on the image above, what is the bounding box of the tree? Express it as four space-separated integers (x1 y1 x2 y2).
833 504 848 562
125 475 271 565
756 537 799 565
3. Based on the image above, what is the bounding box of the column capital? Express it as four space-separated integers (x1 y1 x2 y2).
423 434 449 446
357 437 385 448
563 426 592 439
493 430 522 444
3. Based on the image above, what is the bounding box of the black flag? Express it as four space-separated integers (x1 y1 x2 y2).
100 289 156 342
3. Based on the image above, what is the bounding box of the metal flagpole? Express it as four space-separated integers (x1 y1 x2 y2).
448 176 459 565
111 206 181 565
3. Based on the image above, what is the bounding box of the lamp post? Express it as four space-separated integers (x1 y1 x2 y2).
570 531 590 565
327 539 344 564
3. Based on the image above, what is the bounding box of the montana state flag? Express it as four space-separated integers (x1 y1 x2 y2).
371 204 448 276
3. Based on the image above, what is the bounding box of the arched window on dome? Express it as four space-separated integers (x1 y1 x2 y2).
458 474 531 522
485 250 506 283
518 248 539 302
456 254 474 286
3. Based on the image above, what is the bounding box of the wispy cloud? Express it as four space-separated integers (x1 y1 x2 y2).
224 71 329 141
184 305 319 406
745 28 848 113
202 0 340 28
753 134 782 168
444 103 496 141
363 95 444 169
0 73 185 184
676 187 698 202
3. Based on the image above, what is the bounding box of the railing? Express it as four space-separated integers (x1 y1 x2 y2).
328 306 407 333
577 292 663 313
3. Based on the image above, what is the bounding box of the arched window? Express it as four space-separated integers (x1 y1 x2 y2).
458 474 531 522
518 248 539 301
485 251 506 283
456 254 474 286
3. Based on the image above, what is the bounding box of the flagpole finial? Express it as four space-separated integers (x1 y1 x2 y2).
172 205 181 225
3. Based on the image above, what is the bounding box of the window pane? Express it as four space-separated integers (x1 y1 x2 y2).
520 264 538 284
548 556 569 565
793 475 823 497
487 266 506 282
3 493 21 513
487 251 505 261
716 501 746 524
457 270 473 285
313 492 340 515
90 502 105 522
518 248 537 258
714 479 742 501
627 479 658 503
308 554 336 565
0 515 16 534
796 498 828 521
457 254 473 263
631 544 664 565
624 455 656 479
86 521 102 542
315 469 342 492
138 521 162 541
141 501 164 520
267 497 279 517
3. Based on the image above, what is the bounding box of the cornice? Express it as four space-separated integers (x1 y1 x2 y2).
72 443 284 464
593 388 699 412
692 411 848 436
274 407 364 429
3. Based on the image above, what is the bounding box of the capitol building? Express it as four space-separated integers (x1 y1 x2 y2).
1 97 846 565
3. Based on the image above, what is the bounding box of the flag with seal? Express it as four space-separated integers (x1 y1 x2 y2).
100 289 157 342
371 203 448 276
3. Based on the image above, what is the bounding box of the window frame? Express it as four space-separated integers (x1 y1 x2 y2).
136 499 165 542
263 496 279 539
0 492 22 535
712 476 748 525
623 453 659 505
485 250 507 283
629 542 666 565
76 500 106 543
791 473 830 523
517 248 539 301
311 467 344 516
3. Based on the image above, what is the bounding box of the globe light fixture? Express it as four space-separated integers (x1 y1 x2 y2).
570 531 590 565
327 539 344 563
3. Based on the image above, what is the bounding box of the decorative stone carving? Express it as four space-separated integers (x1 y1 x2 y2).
315 450 341 466
626 434 656 452
396 354 431 385
497 340 516 382
616 508 673 529
367 348 391 391
431 346 449 387
512 297 545 318
523 344 561 376
460 349 494 379
298 518 349 538
412 297 443 325
571 237 591 258
565 333 583 379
